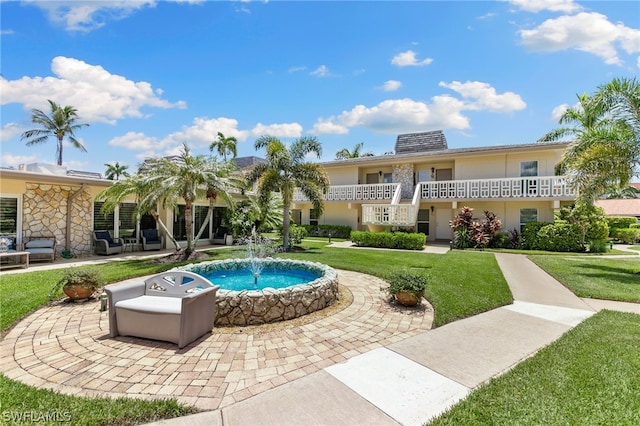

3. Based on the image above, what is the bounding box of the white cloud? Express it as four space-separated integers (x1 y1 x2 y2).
439 81 526 112
0 122 24 142
24 0 204 32
550 103 570 121
0 56 186 124
250 122 303 138
288 66 307 73
391 50 433 67
518 12 640 65
311 81 525 135
108 131 160 151
509 0 581 14
310 65 330 77
381 80 402 92
1 29 15 35
0 152 39 168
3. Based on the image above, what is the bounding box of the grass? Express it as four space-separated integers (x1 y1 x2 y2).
528 255 640 303
0 242 511 425
428 310 640 425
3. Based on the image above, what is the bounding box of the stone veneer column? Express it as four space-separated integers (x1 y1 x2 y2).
23 183 93 256
392 163 415 199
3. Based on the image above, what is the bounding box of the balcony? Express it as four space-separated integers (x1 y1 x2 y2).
293 183 399 203
361 204 417 227
420 176 575 200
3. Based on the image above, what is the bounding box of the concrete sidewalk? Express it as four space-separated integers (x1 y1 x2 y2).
147 253 629 426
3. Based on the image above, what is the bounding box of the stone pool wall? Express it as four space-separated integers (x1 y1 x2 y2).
176 258 339 326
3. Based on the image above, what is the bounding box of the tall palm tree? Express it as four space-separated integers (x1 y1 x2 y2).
20 100 89 166
210 132 238 161
539 84 639 203
246 136 329 250
335 142 374 160
600 185 639 199
104 162 130 180
99 144 242 258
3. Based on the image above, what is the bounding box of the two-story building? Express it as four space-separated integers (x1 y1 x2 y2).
291 130 574 241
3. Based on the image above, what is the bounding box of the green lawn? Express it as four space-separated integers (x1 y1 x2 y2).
0 242 511 425
428 310 640 425
529 255 640 302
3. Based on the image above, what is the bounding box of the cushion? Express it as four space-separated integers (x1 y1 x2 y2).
142 229 158 241
25 247 54 254
25 239 54 249
0 236 15 250
94 231 113 243
215 227 227 238
109 242 123 248
115 295 182 315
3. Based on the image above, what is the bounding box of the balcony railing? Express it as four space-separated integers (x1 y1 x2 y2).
293 183 399 202
361 204 417 227
420 176 575 200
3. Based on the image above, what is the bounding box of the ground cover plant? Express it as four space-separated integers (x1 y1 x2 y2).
528 255 640 302
428 311 640 425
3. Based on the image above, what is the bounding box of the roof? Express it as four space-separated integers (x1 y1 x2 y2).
395 130 448 154
594 199 640 216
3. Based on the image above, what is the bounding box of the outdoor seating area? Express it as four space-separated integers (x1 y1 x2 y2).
141 228 163 250
106 271 220 348
92 230 123 255
23 236 56 262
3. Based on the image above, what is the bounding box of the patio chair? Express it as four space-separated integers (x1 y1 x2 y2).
141 228 163 251
93 231 123 255
211 226 228 245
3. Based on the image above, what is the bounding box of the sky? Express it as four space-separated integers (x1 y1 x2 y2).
1 0 639 176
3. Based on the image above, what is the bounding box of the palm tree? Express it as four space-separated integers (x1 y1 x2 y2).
600 185 639 199
210 132 238 161
539 83 639 203
335 142 374 160
104 162 130 180
99 144 242 258
20 100 89 166
246 136 329 251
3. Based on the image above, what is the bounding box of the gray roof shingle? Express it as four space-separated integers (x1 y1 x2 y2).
395 130 448 154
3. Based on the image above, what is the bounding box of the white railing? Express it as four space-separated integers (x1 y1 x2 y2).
420 176 575 200
293 183 400 202
361 204 417 226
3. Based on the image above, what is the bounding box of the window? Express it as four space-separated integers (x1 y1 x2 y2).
0 197 18 236
94 201 114 231
520 208 538 231
417 170 431 183
417 209 430 235
310 208 320 226
119 203 137 236
194 205 210 239
173 205 187 240
520 161 538 177
383 173 393 183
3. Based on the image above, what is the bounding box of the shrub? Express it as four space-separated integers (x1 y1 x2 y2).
450 207 502 249
380 269 428 301
488 232 510 249
350 231 426 250
520 222 550 250
615 228 640 244
302 224 352 239
286 224 308 245
589 239 609 253
630 223 640 229
537 223 584 252
606 216 638 233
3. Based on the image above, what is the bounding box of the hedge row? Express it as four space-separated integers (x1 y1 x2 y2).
302 224 352 239
606 216 638 231
521 222 585 252
350 231 426 250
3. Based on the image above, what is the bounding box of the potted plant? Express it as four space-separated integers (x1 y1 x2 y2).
50 269 103 302
381 269 428 307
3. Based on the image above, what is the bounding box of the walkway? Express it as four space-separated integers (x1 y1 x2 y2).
1 249 638 426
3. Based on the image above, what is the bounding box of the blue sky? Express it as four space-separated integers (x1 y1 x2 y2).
1 0 639 175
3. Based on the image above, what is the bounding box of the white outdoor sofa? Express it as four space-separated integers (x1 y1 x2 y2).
105 271 220 348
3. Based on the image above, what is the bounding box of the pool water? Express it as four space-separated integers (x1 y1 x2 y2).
203 268 321 291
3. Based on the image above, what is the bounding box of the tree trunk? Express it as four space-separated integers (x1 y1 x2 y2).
282 203 291 251
152 210 181 250
194 200 214 242
185 201 194 255
57 135 64 166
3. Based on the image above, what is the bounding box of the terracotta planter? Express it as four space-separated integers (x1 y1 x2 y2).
395 291 421 307
63 284 95 302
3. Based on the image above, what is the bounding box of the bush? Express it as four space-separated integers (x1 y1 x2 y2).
589 239 609 253
380 269 428 301
606 216 638 233
615 228 640 244
520 222 550 250
537 223 584 252
630 223 640 229
350 231 426 250
488 232 510 249
450 207 502 249
302 224 352 239
286 224 308 245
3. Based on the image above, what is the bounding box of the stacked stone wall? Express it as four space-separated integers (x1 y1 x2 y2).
23 183 93 257
392 163 415 199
